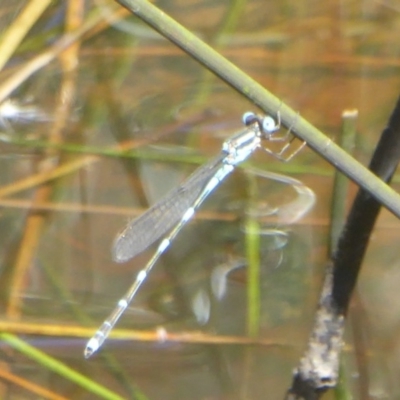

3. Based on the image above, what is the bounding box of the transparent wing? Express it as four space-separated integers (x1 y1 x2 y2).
112 154 225 262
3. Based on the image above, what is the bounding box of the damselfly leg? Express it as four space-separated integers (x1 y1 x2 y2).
243 110 305 162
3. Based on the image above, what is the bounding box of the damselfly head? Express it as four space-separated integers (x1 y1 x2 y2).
242 111 280 137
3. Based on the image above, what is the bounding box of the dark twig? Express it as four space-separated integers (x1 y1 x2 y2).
286 95 400 399
333 95 400 312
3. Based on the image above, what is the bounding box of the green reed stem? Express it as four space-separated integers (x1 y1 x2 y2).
115 0 400 220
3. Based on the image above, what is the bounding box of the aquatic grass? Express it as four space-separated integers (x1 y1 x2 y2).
0 2 147 398
0 333 125 400
329 110 358 254
244 172 262 338
0 0 52 72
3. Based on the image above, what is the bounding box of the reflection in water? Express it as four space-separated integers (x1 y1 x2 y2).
205 167 315 308
211 260 246 301
244 166 316 225
0 98 48 127
191 288 211 325
0 98 49 141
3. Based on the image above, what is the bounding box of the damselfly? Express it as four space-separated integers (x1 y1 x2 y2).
85 111 300 358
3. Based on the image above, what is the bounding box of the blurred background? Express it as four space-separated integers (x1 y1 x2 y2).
0 0 399 399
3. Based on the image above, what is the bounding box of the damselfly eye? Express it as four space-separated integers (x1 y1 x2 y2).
242 111 257 126
262 116 277 133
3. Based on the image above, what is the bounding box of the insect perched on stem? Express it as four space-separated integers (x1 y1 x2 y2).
85 110 303 358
